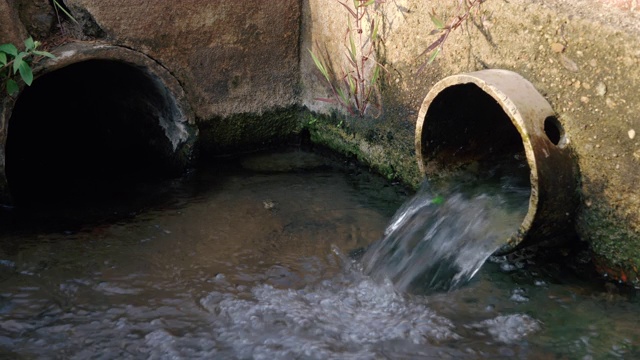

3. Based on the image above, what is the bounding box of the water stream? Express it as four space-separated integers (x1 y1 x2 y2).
0 150 639 359
363 169 530 294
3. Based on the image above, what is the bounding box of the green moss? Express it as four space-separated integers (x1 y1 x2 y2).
578 204 640 285
304 111 422 188
196 105 304 156
195 106 421 188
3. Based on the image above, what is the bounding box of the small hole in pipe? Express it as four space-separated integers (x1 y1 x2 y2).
544 116 564 146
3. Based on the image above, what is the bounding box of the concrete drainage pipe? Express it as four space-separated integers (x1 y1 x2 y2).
415 69 579 253
0 41 198 205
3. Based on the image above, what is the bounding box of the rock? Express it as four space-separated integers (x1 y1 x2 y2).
629 129 636 140
606 98 617 108
559 54 579 72
263 200 276 210
596 82 607 96
550 42 565 53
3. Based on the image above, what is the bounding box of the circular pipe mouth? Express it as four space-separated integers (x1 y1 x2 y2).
1 42 197 206
416 70 577 252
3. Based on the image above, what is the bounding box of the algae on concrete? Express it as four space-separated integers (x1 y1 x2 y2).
196 106 304 156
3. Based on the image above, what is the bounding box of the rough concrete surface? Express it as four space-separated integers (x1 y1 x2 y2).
0 0 28 45
63 0 301 120
14 0 55 40
301 0 640 284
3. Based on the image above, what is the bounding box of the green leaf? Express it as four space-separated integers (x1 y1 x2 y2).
432 195 444 205
24 37 35 51
308 49 330 82
370 64 380 85
347 74 356 94
53 0 79 23
0 43 18 56
349 33 357 62
361 0 376 6
430 12 445 29
32 50 56 59
6 79 18 95
0 52 6 66
18 61 33 86
13 53 25 74
427 47 441 64
337 87 349 104
371 18 379 41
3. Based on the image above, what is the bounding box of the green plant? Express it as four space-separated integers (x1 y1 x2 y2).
417 0 487 73
1 37 55 96
52 0 79 35
309 0 385 117
53 0 79 24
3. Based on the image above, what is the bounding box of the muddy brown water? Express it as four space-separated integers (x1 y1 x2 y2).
0 149 638 359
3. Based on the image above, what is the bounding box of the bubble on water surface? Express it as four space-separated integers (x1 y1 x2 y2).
471 314 541 344
200 273 460 359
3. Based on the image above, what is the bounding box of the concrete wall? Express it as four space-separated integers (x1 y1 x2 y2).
61 0 301 120
0 0 28 45
301 0 640 284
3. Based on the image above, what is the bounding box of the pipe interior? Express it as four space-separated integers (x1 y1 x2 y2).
6 60 184 206
420 83 529 180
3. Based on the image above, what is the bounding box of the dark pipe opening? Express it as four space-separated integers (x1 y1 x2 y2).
420 83 528 179
6 60 184 207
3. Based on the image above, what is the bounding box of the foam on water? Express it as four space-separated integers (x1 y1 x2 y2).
363 173 530 293
0 270 541 358
185 244 543 359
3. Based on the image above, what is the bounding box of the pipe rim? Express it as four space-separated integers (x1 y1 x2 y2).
415 69 552 250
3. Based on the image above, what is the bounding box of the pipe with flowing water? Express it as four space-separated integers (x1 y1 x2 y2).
363 70 579 292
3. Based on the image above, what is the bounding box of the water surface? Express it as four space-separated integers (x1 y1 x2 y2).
0 150 638 359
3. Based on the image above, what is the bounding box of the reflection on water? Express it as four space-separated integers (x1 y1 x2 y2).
0 150 638 359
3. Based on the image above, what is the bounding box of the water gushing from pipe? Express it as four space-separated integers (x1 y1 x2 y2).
363 165 530 293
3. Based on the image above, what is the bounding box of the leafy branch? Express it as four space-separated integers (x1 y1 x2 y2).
1 37 56 96
416 0 487 74
309 0 386 117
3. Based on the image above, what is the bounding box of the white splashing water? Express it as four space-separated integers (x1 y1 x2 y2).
193 242 542 359
362 174 530 293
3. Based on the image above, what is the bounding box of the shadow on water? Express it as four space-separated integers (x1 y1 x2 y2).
0 173 194 236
